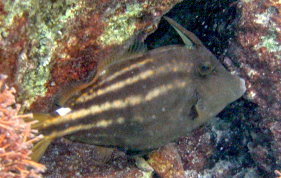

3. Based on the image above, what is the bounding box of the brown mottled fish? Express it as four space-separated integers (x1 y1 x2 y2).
30 16 246 161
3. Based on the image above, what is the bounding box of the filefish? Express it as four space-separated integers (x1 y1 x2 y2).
30 17 246 161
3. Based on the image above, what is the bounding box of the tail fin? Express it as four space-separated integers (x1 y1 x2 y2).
31 113 59 129
28 113 56 161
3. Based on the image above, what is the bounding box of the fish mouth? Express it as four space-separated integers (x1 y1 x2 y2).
227 75 246 101
230 77 246 100
195 77 246 121
239 78 247 95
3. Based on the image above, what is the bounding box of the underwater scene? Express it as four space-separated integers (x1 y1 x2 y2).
0 0 280 177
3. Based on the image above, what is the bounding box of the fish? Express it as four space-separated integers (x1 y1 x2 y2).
30 16 246 162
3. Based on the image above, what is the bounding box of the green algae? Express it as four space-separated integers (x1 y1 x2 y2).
140 171 153 178
0 0 149 109
1 0 82 109
254 32 281 60
254 7 281 60
259 34 281 53
98 3 146 47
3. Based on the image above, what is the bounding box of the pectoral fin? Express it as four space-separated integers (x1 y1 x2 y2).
28 113 57 161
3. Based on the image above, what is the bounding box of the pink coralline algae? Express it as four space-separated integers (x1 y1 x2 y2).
0 74 45 177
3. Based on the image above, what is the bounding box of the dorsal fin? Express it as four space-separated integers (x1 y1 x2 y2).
56 79 95 107
56 40 147 106
96 40 147 78
127 40 147 56
164 16 204 48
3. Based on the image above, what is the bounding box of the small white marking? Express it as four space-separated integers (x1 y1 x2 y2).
44 80 187 128
116 117 125 124
96 119 113 127
56 107 72 116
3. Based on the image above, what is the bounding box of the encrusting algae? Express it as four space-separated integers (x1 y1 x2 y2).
29 17 246 162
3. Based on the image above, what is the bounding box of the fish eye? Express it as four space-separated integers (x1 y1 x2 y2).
198 62 214 76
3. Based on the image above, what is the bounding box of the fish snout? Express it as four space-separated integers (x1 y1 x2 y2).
229 77 246 101
239 78 246 95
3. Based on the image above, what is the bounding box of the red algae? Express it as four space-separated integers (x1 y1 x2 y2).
228 0 281 174
234 0 281 120
177 127 214 172
0 0 182 112
4 0 281 177
0 1 183 177
40 138 146 177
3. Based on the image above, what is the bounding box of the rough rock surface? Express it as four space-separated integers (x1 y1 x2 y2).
234 0 280 120
147 0 280 177
0 0 280 177
0 0 181 111
231 0 281 176
148 143 185 178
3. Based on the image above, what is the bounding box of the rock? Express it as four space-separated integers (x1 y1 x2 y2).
148 143 185 178
0 0 181 112
233 0 280 120
1 0 280 177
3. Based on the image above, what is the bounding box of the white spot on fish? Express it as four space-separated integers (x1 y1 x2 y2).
56 107 72 116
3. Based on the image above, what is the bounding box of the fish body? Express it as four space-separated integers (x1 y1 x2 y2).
31 17 246 161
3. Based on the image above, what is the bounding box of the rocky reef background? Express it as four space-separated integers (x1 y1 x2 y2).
0 0 280 177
